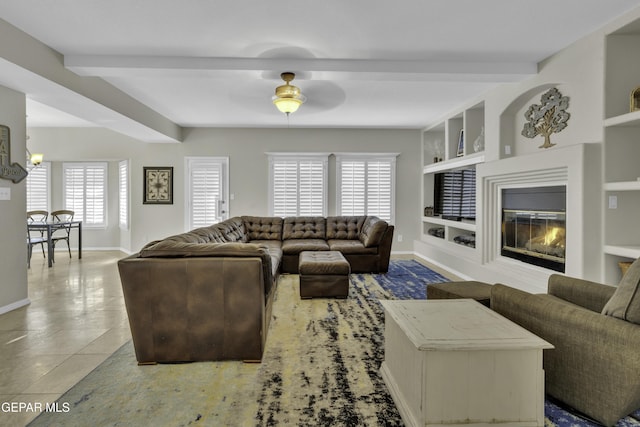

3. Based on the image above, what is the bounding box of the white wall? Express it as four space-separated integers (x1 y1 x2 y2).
27 126 421 254
0 85 28 313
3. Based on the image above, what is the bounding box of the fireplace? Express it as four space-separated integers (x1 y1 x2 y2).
501 186 566 273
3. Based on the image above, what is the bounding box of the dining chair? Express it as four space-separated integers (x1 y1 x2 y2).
26 210 48 264
27 232 48 269
50 210 74 259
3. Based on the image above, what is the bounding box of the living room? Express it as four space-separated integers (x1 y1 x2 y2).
2 1 640 426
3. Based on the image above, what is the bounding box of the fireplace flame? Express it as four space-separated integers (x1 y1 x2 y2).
543 226 565 248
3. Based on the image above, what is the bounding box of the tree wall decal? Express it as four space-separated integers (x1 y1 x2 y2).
521 88 570 149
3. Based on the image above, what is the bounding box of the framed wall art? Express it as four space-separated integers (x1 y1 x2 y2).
143 166 173 204
456 129 464 157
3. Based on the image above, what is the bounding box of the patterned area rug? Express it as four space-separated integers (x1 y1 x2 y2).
29 260 640 426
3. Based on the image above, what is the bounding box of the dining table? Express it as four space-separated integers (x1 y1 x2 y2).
27 220 82 268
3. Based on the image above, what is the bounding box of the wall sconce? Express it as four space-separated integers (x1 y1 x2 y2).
26 148 43 168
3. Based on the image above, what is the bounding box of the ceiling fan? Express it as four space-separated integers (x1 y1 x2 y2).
272 72 306 115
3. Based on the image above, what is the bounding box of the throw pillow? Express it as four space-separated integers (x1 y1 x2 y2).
602 257 640 324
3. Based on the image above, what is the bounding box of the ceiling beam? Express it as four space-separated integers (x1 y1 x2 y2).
65 55 537 83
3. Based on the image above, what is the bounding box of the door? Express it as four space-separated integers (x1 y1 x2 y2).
186 157 229 230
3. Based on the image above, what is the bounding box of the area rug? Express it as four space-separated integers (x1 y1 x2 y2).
29 260 640 426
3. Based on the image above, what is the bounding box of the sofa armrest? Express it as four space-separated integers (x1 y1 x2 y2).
547 274 616 313
491 283 640 426
118 256 268 363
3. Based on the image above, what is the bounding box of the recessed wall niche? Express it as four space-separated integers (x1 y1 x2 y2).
498 83 559 159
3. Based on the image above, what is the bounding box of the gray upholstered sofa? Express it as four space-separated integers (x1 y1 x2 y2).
491 266 640 427
117 215 393 364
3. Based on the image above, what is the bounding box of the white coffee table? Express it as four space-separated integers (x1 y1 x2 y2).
380 299 553 427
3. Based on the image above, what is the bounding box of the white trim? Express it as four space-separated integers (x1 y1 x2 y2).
0 298 30 315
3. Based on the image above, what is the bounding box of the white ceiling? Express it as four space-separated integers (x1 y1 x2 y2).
1 0 639 132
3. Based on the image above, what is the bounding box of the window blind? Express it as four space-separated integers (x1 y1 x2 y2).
26 162 50 212
118 160 128 229
435 168 476 220
63 163 107 227
189 160 224 229
270 155 327 217
337 156 395 223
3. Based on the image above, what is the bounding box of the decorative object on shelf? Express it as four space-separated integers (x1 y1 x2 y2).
456 129 464 157
143 166 173 204
473 126 485 152
0 124 28 183
428 227 445 239
272 72 306 116
521 87 570 149
434 139 443 162
631 87 640 112
424 206 434 217
619 261 634 277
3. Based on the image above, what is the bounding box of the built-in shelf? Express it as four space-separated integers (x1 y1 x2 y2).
604 245 640 259
423 153 485 174
422 216 476 232
604 110 640 128
604 181 640 191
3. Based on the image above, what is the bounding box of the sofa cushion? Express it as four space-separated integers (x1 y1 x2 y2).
283 217 326 240
282 239 330 255
243 216 283 241
359 216 388 248
251 240 283 277
326 216 366 240
602 257 640 324
213 217 247 242
327 239 377 254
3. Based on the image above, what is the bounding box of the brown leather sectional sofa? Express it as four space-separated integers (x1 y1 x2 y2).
117 215 393 364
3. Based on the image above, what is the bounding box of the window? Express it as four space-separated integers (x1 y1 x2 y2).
26 162 50 212
269 154 328 217
118 160 129 229
336 154 397 223
62 162 107 227
186 157 229 230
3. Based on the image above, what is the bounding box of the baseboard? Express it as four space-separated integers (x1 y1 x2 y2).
0 298 30 315
412 251 474 281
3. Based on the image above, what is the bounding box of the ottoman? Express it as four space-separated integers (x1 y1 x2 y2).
299 251 351 298
426 281 492 307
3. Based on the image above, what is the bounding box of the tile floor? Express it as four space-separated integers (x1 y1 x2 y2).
0 250 131 426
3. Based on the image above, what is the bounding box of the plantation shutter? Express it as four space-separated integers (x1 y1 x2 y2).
337 155 396 223
118 160 128 229
367 160 392 222
269 154 327 217
339 160 366 216
189 159 225 229
26 162 50 212
63 163 107 227
272 160 299 217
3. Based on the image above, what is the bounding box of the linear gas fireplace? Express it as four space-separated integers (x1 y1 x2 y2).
501 186 566 273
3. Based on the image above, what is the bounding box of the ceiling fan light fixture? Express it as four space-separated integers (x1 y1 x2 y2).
272 72 306 115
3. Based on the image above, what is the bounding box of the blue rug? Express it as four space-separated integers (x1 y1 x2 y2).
361 259 640 427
